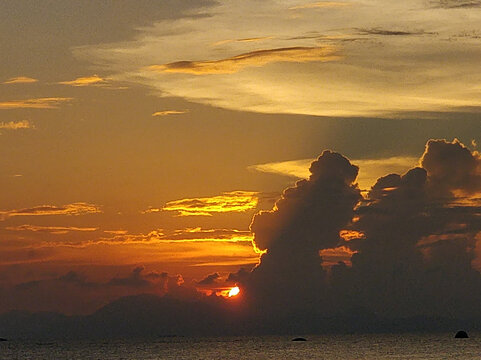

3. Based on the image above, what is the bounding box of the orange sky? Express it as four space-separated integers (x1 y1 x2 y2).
1 0 481 315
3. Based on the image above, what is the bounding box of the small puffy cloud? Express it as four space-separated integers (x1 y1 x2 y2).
0 120 33 130
2 76 38 84
152 110 188 116
0 97 72 109
289 1 351 10
196 272 220 286
162 191 259 216
147 46 339 75
227 267 251 284
0 202 101 220
58 75 106 87
319 245 356 266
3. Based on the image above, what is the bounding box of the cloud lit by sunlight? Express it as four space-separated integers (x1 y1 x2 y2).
0 97 72 109
152 110 188 116
319 246 357 266
289 1 352 10
249 156 418 190
0 203 101 220
162 191 259 216
6 225 98 234
2 76 38 84
0 120 33 130
147 46 339 75
79 0 481 117
59 75 106 87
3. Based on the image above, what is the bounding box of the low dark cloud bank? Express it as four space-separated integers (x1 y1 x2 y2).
2 139 481 338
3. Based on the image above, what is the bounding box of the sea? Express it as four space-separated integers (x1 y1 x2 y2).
0 333 479 359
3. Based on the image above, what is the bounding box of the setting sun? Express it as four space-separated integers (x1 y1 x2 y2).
228 286 240 297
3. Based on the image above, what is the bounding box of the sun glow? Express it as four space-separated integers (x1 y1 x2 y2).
228 286 240 297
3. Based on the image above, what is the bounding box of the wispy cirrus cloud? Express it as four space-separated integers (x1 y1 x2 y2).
147 46 339 75
2 76 38 85
58 75 106 87
0 97 72 110
152 110 188 116
211 36 275 47
0 120 33 130
161 191 259 216
355 28 435 36
163 227 253 242
289 1 352 10
80 0 481 117
0 203 101 220
6 225 98 235
431 0 481 8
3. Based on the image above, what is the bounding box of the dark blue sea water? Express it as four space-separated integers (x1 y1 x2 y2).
1 333 479 359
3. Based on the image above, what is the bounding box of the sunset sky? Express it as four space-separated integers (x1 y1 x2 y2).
1 0 480 316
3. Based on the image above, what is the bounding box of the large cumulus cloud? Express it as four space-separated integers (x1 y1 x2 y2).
243 139 481 324
247 151 361 313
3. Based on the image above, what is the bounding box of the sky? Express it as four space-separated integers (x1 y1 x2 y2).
0 0 480 322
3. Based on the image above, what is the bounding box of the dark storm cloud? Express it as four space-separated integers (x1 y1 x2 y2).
243 139 481 323
227 267 251 284
247 151 362 312
421 139 481 195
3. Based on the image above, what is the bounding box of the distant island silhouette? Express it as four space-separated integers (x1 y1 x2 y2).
1 294 481 340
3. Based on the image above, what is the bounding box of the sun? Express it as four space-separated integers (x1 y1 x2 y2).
228 286 240 297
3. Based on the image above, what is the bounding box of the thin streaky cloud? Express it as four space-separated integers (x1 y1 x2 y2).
355 28 436 36
147 46 339 75
0 97 72 110
0 120 33 130
162 191 259 216
289 1 352 10
40 228 254 248
211 36 275 47
58 75 106 87
6 225 98 234
152 110 188 117
2 76 38 85
103 230 128 235
0 203 101 220
431 0 481 8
